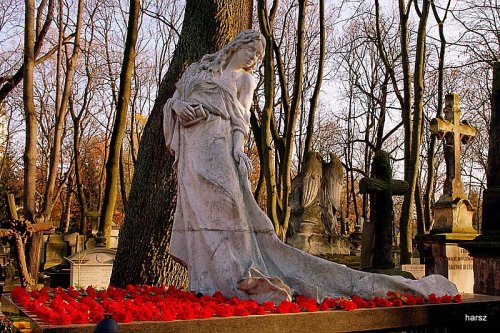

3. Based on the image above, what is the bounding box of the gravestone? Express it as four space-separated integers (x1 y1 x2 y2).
360 219 374 269
287 152 350 256
429 93 477 234
43 233 69 270
359 151 408 269
2 259 16 292
67 248 116 289
421 93 477 293
401 264 425 279
109 222 120 249
63 232 85 255
461 62 500 296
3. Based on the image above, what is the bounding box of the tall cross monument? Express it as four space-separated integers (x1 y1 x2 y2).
430 93 477 234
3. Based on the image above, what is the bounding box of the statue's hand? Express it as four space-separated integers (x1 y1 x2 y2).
172 100 197 123
233 149 252 178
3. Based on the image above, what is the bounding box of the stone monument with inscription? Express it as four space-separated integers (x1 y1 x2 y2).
67 248 116 289
420 93 477 293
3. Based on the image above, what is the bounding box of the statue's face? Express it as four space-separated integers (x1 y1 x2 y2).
233 40 264 70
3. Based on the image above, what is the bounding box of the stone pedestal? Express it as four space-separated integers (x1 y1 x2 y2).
288 223 351 257
432 198 476 234
419 233 476 293
43 233 69 270
460 239 500 296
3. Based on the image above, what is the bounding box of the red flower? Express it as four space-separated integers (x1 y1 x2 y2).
373 297 392 307
453 294 462 303
390 299 403 307
441 295 452 303
295 295 318 312
338 300 357 311
428 293 442 304
214 304 234 317
261 301 275 312
351 296 368 308
275 301 300 314
415 296 425 305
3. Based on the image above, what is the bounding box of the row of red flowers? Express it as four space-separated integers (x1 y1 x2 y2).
10 285 462 325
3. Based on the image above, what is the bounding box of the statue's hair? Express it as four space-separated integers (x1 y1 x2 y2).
193 30 265 77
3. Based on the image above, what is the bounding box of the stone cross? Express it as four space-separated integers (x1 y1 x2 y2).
359 151 409 269
430 93 477 202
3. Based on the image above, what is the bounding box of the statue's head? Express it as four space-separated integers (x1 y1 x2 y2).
199 30 266 75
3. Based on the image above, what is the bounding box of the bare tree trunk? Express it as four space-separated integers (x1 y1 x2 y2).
424 0 451 233
303 0 325 156
41 0 83 220
23 0 37 223
110 0 252 288
400 0 430 264
257 0 280 233
98 0 140 247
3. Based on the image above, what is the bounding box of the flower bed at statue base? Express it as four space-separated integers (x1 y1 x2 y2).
9 285 463 326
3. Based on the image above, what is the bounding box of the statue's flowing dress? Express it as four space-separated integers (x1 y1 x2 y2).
163 68 457 304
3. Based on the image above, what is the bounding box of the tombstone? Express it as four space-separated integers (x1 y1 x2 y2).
2 259 16 292
461 62 500 296
359 219 375 269
429 93 477 234
67 248 116 289
420 93 477 293
109 223 120 249
287 152 351 256
401 264 425 279
43 233 69 270
0 244 9 266
64 232 85 255
359 151 409 269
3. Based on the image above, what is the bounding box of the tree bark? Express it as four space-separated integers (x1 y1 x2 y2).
41 0 83 220
110 0 252 288
98 0 140 246
400 0 430 264
257 0 280 233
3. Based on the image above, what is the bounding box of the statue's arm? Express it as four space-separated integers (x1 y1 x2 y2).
232 72 256 177
170 90 197 123
237 72 257 112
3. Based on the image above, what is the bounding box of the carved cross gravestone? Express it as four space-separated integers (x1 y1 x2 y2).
430 93 477 234
360 151 408 269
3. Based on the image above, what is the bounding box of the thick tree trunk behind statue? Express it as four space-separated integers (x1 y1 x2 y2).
110 0 252 288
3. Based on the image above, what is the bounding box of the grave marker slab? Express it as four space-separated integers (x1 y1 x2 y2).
401 264 425 279
67 248 116 289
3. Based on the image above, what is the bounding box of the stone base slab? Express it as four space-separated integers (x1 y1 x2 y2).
460 240 500 295
2 294 500 333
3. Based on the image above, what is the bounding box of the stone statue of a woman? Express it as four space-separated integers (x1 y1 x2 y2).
163 30 457 304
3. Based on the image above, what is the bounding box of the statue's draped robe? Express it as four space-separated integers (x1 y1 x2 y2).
163 68 457 304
